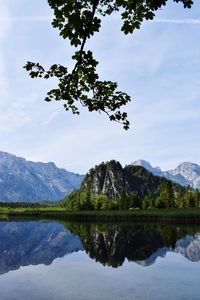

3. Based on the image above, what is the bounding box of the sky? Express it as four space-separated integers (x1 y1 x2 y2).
0 0 200 174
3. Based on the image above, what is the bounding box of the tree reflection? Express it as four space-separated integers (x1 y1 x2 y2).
68 223 200 267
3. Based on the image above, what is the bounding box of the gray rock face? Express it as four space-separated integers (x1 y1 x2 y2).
82 161 126 199
81 160 182 200
168 162 200 189
0 151 84 202
132 160 200 190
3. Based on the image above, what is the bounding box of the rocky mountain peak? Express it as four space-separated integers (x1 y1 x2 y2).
83 160 125 199
132 159 152 168
168 162 200 189
0 151 26 167
132 159 200 190
79 160 181 201
131 159 162 176
170 161 200 175
0 151 84 202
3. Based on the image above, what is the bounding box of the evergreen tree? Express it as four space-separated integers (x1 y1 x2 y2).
184 189 196 208
194 189 200 207
175 191 184 208
155 196 166 209
99 195 110 210
142 196 154 210
158 182 175 208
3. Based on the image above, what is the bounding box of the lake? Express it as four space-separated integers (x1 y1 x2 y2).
0 220 200 300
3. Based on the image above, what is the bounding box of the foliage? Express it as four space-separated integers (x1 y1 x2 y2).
63 181 200 212
181 188 200 208
142 196 155 209
0 201 52 208
24 0 193 129
62 162 197 211
156 182 175 208
118 192 139 210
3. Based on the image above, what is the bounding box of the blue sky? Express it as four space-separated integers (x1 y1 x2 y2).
0 0 200 173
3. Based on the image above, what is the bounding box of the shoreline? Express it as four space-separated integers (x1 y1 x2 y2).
1 208 200 224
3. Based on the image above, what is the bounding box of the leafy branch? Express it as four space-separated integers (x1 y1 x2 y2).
24 0 193 130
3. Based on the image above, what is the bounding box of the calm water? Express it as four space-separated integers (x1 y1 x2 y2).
0 220 200 300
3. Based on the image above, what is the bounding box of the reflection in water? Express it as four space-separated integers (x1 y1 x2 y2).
68 223 200 267
1 221 200 300
0 221 83 274
0 221 200 273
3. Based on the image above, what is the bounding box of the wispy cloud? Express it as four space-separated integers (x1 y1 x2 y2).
3 16 200 25
43 111 59 126
153 18 200 25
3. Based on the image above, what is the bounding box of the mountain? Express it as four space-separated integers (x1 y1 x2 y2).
0 151 84 202
131 160 163 177
132 160 200 190
77 160 183 201
168 162 200 189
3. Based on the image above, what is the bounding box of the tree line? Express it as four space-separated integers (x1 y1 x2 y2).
64 182 200 211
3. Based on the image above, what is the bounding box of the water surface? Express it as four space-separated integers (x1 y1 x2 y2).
0 220 200 299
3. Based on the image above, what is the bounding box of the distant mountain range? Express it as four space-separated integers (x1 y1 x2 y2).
0 151 84 202
1 150 200 203
132 160 200 190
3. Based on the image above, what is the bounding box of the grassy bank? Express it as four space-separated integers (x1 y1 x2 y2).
1 207 200 223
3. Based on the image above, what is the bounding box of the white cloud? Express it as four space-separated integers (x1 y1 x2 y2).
153 18 200 25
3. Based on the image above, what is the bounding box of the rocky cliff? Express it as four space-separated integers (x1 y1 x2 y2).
80 160 182 200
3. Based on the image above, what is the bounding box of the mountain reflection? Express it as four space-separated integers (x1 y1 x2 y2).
0 221 200 274
68 223 200 267
0 221 83 274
